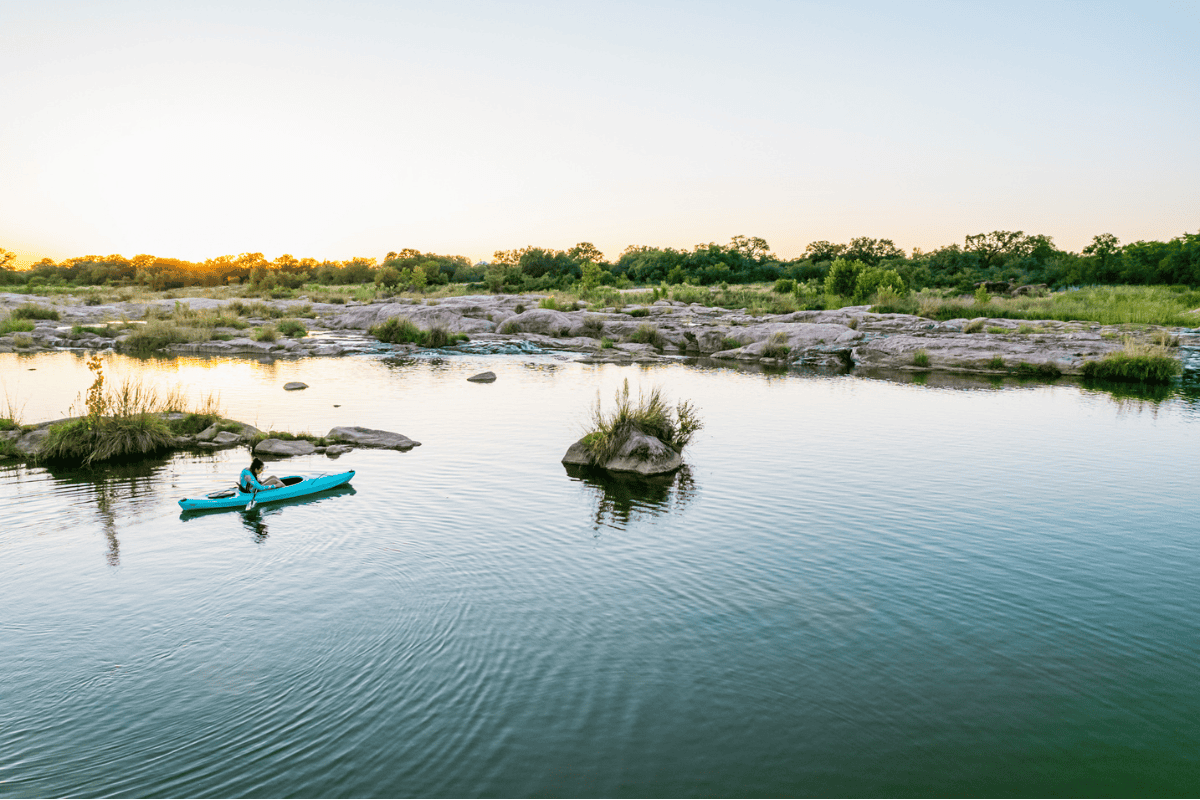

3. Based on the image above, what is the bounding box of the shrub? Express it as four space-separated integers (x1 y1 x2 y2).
630 323 662 348
824 258 866 297
498 320 521 335
853 267 905 303
11 304 59 321
912 349 930 368
773 278 797 294
963 319 985 333
578 315 605 338
276 319 307 338
0 418 17 432
370 317 465 347
975 286 991 305
513 304 526 314
600 337 614 349
0 317 35 335
1018 324 1040 334
987 326 1008 334
254 325 278 342
12 333 33 348
581 379 703 464
371 316 423 344
987 356 1005 370
1081 341 1180 383
762 331 791 359
721 337 741 351
628 308 650 318
538 296 562 310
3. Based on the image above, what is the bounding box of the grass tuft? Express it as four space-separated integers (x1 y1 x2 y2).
581 379 703 465
1081 340 1180 383
11 304 60 321
912 349 930 368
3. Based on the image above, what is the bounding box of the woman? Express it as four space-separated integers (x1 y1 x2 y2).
240 457 285 493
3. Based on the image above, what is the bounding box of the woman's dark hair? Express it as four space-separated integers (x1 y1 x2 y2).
250 457 264 472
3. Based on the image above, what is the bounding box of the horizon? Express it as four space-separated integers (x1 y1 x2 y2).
2 1 1197 271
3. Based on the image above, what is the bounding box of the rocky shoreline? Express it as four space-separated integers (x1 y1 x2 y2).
2 290 1195 376
0 412 420 462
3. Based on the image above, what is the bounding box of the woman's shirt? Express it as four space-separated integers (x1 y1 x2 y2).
240 468 267 492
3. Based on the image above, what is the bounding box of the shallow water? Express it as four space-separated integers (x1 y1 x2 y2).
3 351 1200 797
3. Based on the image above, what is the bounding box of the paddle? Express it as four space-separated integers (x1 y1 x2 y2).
246 487 258 511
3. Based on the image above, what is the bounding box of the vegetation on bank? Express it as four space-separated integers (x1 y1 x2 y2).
1081 341 1181 383
37 355 223 466
5 228 1199 298
581 380 703 464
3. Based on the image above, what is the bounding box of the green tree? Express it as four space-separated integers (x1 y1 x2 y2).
844 237 904 266
824 258 866 296
853 267 905 302
804 241 847 263
569 242 605 266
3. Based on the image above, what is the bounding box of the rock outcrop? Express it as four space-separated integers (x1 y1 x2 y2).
326 426 421 451
253 438 317 456
562 429 684 476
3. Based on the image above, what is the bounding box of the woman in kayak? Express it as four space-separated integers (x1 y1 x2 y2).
240 457 285 493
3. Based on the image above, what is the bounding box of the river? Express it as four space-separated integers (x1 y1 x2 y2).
2 349 1199 796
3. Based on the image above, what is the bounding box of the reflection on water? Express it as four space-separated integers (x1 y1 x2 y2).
179 485 358 542
564 463 696 531
5 350 1200 797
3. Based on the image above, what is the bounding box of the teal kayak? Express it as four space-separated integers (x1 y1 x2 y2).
178 470 355 511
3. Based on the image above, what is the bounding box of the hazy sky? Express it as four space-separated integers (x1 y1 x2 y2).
2 0 1197 267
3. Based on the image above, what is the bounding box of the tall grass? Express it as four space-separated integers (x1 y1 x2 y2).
1081 339 1181 383
10 304 60 320
581 379 703 465
0 317 35 335
370 317 468 347
902 286 1200 327
40 370 224 466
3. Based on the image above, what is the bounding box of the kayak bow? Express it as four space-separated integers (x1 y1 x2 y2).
178 470 355 511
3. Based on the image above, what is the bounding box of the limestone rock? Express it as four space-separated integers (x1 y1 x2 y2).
467 371 497 383
561 428 683 476
254 438 316 456
325 444 354 456
326 426 420 450
211 431 242 446
284 381 309 390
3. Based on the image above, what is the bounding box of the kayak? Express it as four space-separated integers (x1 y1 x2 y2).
177 470 356 511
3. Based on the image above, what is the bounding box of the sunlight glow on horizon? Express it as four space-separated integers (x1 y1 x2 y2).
2 1 1197 269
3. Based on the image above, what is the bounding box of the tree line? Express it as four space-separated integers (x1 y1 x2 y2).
2 230 1198 293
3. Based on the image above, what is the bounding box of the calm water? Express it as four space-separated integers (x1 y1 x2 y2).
2 350 1200 797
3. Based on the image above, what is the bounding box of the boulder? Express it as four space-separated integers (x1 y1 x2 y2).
325 444 354 456
326 426 421 451
211 431 242 446
467 371 496 383
562 428 683 476
284 381 309 390
254 438 316 456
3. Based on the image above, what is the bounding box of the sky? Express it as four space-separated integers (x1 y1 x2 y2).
1 0 1197 267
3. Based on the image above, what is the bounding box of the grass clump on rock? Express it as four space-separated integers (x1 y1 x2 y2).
370 317 469 347
11 304 60 321
580 379 703 466
1081 340 1180 383
912 349 930 368
1 317 35 335
40 355 220 466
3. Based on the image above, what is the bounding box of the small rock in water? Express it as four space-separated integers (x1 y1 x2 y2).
283 382 309 391
467 371 497 383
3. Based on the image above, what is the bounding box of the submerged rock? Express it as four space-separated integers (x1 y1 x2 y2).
467 371 496 383
284 381 309 391
326 426 421 451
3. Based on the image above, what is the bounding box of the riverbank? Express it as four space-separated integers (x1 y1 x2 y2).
1 289 1195 377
